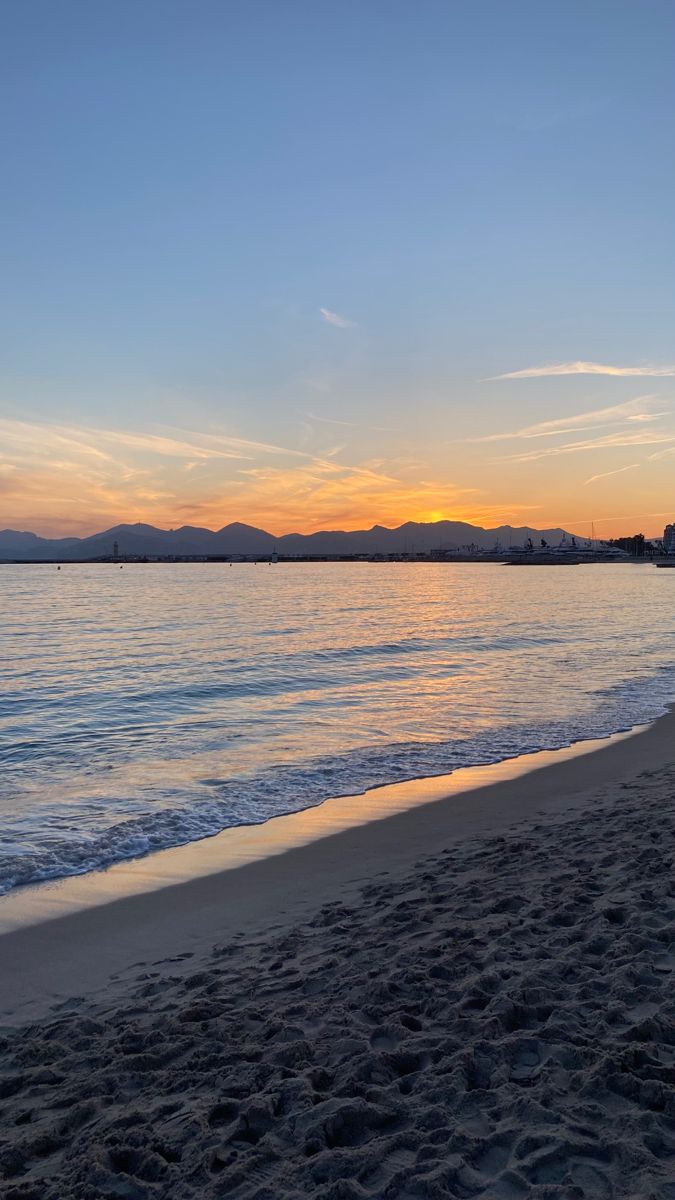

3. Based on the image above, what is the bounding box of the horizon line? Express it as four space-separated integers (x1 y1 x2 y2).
3 514 664 543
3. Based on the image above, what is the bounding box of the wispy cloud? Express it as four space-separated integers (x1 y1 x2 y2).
585 463 641 486
500 430 675 464
305 411 397 433
563 510 675 528
474 397 669 443
95 428 252 462
489 361 675 380
319 307 355 329
648 445 675 462
0 415 502 537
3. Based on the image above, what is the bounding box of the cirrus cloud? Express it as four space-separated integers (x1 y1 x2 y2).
489 361 675 380
584 463 642 486
498 430 675 464
0 416 503 537
319 307 355 329
473 396 669 443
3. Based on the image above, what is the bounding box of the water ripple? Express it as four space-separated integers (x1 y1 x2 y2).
1 561 674 894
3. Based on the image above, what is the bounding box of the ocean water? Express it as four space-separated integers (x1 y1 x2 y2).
1 561 674 896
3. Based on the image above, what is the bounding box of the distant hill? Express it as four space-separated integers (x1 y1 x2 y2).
0 520 578 560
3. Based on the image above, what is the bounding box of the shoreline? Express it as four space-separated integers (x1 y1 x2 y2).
1 708 673 1024
2 708 675 1196
0 722 644 934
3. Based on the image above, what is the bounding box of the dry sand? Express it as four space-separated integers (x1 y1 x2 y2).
1 714 675 1198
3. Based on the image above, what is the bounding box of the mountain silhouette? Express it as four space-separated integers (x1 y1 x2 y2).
0 520 577 560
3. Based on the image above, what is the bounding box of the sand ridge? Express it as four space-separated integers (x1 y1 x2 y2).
2 764 675 1197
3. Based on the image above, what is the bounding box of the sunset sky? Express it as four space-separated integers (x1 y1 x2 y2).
1 0 674 539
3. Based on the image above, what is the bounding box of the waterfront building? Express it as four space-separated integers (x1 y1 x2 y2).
664 524 675 555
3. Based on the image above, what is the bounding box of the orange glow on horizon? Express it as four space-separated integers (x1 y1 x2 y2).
0 416 672 542
5 493 671 543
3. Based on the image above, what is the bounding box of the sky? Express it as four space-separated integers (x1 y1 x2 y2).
1 0 674 539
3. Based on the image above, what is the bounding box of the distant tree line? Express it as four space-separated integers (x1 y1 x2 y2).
607 534 662 557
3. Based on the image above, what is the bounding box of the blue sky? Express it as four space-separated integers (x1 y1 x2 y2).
1 0 674 536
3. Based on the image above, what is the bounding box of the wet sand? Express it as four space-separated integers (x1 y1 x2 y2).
1 712 675 1197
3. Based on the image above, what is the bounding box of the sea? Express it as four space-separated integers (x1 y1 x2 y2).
1 561 674 896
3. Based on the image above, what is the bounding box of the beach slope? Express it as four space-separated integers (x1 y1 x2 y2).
1 720 675 1198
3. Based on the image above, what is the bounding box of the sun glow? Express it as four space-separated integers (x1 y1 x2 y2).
416 510 453 525
1 413 673 541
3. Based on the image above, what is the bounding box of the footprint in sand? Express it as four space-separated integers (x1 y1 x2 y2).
473 1136 512 1176
569 1160 613 1198
370 1027 398 1051
510 1040 544 1083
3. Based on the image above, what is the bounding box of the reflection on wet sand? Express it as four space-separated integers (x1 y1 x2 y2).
0 724 638 934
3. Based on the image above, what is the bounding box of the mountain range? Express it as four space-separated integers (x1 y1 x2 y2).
0 520 577 560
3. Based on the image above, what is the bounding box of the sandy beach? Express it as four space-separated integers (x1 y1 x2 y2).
4 1 674 1195
1 713 675 1198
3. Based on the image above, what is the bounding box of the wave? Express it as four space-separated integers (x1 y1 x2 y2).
0 666 673 897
